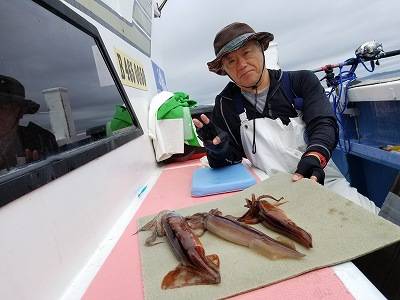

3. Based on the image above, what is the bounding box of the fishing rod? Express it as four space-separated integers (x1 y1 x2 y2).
313 49 400 73
313 41 400 94
313 41 400 74
312 41 400 153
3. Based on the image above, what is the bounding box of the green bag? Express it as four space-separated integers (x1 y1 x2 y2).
157 92 201 146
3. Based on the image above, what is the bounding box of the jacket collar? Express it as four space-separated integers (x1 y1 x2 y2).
218 69 282 100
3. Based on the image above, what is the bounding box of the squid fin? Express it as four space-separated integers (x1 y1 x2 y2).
161 263 219 289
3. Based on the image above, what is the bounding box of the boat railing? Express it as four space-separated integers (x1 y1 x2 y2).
312 41 400 207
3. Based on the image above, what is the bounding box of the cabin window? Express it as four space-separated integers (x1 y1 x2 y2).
0 0 143 206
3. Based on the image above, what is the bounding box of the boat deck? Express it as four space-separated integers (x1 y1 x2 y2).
60 160 386 299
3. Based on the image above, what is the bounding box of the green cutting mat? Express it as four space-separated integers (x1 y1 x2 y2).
138 172 400 300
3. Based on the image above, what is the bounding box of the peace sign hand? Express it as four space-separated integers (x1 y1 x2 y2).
193 114 222 145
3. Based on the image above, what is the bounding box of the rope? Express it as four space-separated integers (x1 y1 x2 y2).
325 56 376 153
252 88 257 154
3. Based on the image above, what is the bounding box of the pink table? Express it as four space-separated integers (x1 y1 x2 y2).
83 162 353 300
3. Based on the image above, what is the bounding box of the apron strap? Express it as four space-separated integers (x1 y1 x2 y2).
233 91 248 123
233 91 245 114
281 71 304 111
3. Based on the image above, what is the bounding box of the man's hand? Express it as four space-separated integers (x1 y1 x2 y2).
292 154 325 185
193 114 222 145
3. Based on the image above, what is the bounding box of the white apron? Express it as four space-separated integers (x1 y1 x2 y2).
239 112 379 214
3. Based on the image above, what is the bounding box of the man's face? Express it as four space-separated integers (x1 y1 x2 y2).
221 40 264 87
0 102 22 137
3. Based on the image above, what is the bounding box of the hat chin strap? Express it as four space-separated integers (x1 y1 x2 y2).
225 47 266 156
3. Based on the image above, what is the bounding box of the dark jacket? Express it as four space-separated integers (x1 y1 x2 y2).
0 122 58 171
18 122 58 156
205 69 339 168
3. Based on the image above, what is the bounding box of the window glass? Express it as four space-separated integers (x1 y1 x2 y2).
0 1 141 192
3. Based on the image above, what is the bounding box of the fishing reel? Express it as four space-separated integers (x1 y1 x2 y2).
355 40 384 69
317 41 385 87
355 40 384 60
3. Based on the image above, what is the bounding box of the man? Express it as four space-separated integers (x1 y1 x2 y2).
0 75 58 171
193 22 378 213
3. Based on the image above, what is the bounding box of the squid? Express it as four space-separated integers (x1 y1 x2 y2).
186 209 305 260
136 210 220 289
238 194 313 248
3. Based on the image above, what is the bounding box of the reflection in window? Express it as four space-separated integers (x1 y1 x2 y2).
0 0 139 177
0 75 59 171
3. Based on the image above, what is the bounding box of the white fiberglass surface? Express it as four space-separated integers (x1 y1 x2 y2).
0 3 160 300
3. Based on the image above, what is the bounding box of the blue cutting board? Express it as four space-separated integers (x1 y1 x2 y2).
191 164 256 197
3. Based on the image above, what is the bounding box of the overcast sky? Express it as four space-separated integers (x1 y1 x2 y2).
151 0 400 105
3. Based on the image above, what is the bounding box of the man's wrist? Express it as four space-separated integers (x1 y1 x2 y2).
304 151 327 168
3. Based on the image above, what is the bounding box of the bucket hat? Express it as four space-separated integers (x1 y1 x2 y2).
207 22 274 75
0 75 40 114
